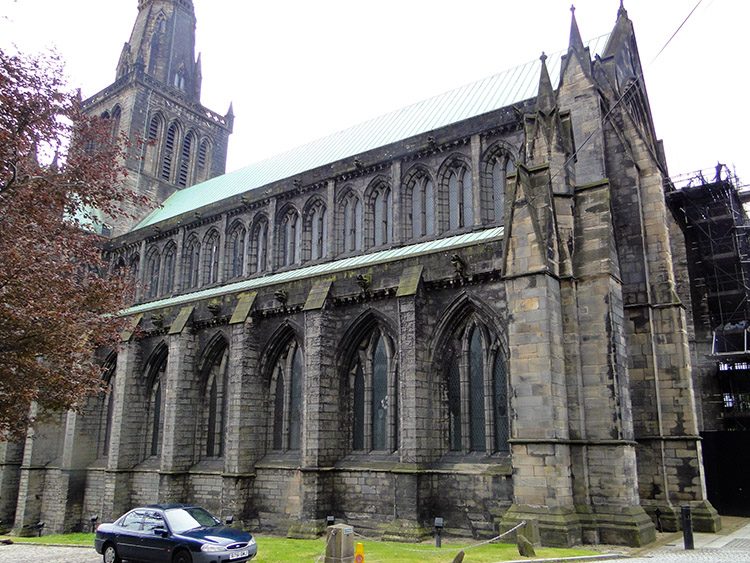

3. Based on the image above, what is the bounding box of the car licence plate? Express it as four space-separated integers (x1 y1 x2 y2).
230 549 250 560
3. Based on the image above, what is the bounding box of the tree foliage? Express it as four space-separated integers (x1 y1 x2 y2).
0 47 144 439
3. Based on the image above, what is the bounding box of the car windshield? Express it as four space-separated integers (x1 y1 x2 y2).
164 507 220 533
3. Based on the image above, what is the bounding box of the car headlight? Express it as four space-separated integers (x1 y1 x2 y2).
201 544 227 553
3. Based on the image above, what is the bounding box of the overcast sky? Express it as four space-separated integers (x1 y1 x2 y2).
1 0 746 184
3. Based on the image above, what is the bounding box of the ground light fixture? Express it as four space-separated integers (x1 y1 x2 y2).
434 517 444 548
90 515 99 533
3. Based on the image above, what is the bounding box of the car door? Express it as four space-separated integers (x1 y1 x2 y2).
114 510 145 560
138 509 174 562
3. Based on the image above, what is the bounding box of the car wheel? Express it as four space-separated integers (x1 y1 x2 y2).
173 549 193 563
102 543 121 563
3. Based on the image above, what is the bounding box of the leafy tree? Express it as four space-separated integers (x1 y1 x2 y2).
0 47 145 439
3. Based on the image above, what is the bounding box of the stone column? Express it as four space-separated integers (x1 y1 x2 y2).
102 340 142 521
383 267 429 541
610 134 719 533
287 281 336 538
502 272 580 547
157 331 198 502
222 311 263 528
558 179 655 546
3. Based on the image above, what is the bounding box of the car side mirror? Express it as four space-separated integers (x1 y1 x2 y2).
153 527 169 538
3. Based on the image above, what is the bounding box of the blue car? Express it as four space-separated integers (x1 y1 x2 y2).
94 504 257 563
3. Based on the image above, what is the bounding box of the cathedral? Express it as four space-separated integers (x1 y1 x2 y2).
0 0 726 547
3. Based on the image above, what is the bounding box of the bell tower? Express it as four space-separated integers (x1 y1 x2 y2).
83 0 233 236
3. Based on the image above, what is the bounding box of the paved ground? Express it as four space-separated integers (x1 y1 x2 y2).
0 543 100 562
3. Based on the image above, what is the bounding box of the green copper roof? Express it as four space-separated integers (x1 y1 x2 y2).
135 35 609 230
123 226 503 315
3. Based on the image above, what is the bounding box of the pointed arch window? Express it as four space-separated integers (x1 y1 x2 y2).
110 106 122 141
148 115 161 142
280 210 300 267
229 225 246 278
250 218 268 274
129 254 140 285
272 341 303 451
309 204 327 261
350 330 398 452
483 152 514 225
98 359 117 458
204 231 221 285
145 248 160 299
196 139 210 182
373 185 393 247
448 167 473 231
162 244 176 295
202 342 229 458
161 122 178 181
145 349 168 458
411 175 435 239
185 237 201 289
445 319 509 454
178 131 195 188
343 194 362 253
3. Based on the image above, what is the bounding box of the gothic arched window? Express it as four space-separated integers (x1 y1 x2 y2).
445 319 509 454
280 210 300 267
350 330 398 452
204 230 221 285
202 341 229 458
410 174 435 239
145 347 168 458
271 341 303 451
249 218 268 274
342 193 362 253
161 122 179 181
97 358 117 458
178 131 195 188
145 248 160 299
162 243 176 295
110 106 122 141
309 203 327 261
228 225 246 279
372 184 393 247
447 166 473 231
196 139 210 182
148 115 161 143
184 236 201 289
129 254 140 285
482 150 515 225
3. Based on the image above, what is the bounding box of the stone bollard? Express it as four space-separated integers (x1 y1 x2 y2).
325 523 355 563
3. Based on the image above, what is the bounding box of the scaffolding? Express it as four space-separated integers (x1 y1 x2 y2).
667 164 750 428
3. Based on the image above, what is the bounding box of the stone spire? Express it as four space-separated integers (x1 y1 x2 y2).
117 0 201 102
560 4 592 85
536 52 556 115
569 6 583 49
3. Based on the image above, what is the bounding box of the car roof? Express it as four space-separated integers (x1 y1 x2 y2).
142 504 197 510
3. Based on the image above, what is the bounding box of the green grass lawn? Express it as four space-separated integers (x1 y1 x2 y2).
1 532 602 562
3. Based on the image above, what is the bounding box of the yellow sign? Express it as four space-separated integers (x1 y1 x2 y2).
355 542 364 563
